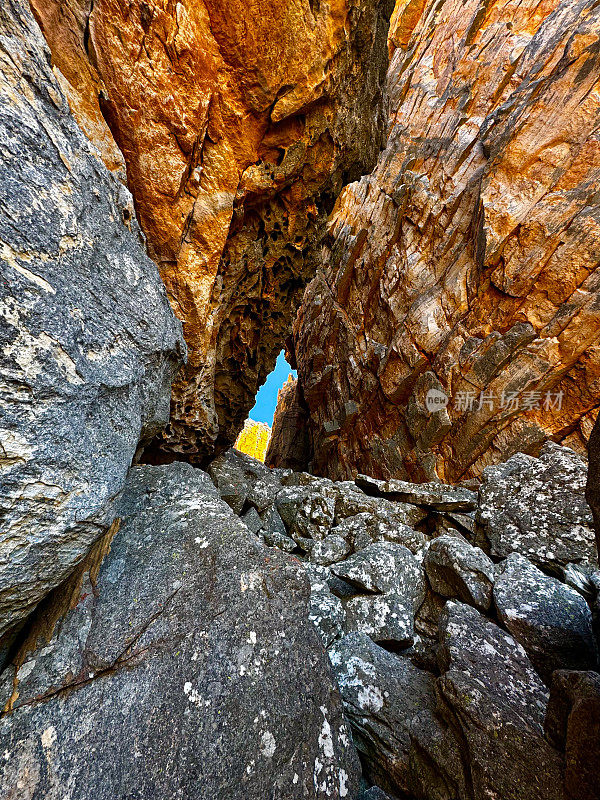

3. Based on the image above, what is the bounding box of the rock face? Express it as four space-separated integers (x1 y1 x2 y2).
288 0 600 483
30 0 394 461
234 419 272 463
266 376 311 471
0 0 184 639
0 463 360 799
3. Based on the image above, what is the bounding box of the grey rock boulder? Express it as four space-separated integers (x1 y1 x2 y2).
0 463 360 799
356 475 477 512
276 485 336 541
438 601 564 800
208 448 283 514
332 542 423 595
545 670 600 800
333 544 425 646
493 553 598 683
424 534 495 611
333 484 427 529
330 512 426 554
344 592 420 647
0 0 184 638
329 633 442 797
308 580 346 648
477 442 597 568
311 534 352 566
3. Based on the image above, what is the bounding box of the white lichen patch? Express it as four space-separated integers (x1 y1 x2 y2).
259 730 276 758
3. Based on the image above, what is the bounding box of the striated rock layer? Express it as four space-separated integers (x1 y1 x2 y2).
266 375 311 470
290 0 600 482
30 0 395 461
0 0 184 640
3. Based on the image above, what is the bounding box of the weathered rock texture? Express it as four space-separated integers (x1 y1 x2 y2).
30 0 394 461
206 442 599 799
266 376 311 470
0 0 184 639
290 0 600 482
0 463 360 799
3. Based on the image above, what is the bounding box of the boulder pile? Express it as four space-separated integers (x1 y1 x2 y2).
209 442 600 800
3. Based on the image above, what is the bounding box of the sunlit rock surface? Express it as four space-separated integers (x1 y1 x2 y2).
235 419 272 463
30 0 395 461
291 0 600 482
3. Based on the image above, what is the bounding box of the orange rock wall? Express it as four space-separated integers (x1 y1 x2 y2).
291 0 600 482
30 0 394 460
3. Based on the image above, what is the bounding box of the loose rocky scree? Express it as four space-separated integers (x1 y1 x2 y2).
209 443 600 800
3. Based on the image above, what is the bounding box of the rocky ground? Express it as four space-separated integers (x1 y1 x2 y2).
1 441 598 798
206 441 600 800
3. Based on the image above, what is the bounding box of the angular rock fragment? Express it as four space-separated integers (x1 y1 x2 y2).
329 633 442 796
0 463 360 799
344 592 418 647
276 485 336 541
308 580 346 649
438 602 564 800
0 0 184 638
494 553 598 682
333 485 427 529
330 513 425 554
333 543 425 646
356 476 477 512
424 534 495 611
332 543 423 595
311 535 352 567
208 448 283 514
477 443 597 568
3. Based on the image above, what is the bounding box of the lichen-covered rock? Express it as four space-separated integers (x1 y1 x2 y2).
308 579 347 649
438 602 564 800
424 534 495 611
329 512 426 554
208 447 284 514
329 633 442 796
289 0 600 483
494 553 598 682
0 463 360 799
0 0 184 639
311 535 352 567
333 543 425 646
356 476 477 512
332 542 422 596
30 0 395 461
585 410 600 557
477 443 597 568
277 485 337 542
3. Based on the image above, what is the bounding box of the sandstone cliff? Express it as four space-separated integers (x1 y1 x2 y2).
290 0 600 482
30 0 394 462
